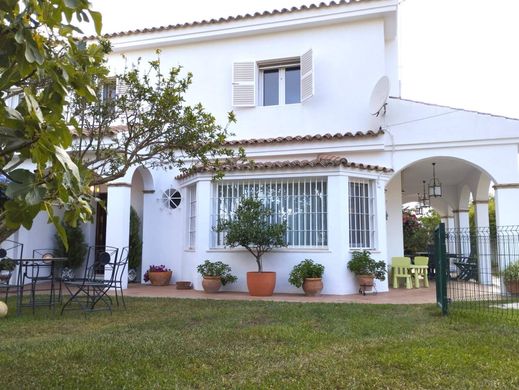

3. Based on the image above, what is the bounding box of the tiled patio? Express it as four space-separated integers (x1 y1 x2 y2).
124 281 437 304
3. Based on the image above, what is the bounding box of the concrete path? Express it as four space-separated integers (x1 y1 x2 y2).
124 281 437 305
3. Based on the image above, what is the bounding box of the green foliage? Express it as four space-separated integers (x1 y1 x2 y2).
0 258 16 271
504 261 519 282
196 260 237 286
128 207 142 270
69 56 245 186
0 0 107 244
54 223 87 269
347 250 386 281
403 208 440 254
288 259 325 288
215 198 287 272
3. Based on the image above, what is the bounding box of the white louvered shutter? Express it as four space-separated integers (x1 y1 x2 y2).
300 49 314 102
232 62 256 107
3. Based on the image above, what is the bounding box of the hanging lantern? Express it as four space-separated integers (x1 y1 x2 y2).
419 180 430 208
428 162 442 197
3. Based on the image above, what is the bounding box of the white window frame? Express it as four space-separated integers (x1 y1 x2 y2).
349 178 376 249
212 178 327 248
187 185 197 249
258 61 301 106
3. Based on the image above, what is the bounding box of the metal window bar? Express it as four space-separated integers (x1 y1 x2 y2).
349 179 375 249
188 185 197 249
213 178 327 247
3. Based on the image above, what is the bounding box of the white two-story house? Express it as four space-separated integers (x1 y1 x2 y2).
13 0 519 295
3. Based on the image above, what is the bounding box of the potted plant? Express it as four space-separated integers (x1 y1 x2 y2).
54 222 87 280
196 260 237 293
215 197 287 296
503 260 519 295
347 250 386 292
288 259 325 296
0 258 16 281
143 264 172 286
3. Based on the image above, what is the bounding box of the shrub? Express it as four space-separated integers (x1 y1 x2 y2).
504 261 519 282
54 223 87 269
196 260 237 286
0 258 16 271
288 259 325 288
128 207 142 270
347 250 386 281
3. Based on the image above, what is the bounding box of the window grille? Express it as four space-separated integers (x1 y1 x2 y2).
213 178 327 247
349 179 375 249
188 185 196 249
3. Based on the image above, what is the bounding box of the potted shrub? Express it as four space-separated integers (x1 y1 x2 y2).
128 207 143 283
196 260 237 293
143 264 172 286
503 260 519 295
215 197 287 296
54 222 87 280
288 259 325 296
347 250 386 292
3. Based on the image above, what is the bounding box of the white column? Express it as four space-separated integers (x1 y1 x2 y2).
192 179 212 290
385 173 404 259
327 174 349 294
140 189 156 283
474 200 491 285
105 183 132 289
452 209 470 257
374 178 389 293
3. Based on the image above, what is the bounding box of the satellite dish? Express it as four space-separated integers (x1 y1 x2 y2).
369 76 390 116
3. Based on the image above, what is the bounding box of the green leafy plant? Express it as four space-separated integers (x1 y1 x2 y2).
0 258 16 272
504 261 519 282
54 223 88 269
288 259 325 288
196 260 237 286
347 250 386 281
128 207 142 271
214 198 287 272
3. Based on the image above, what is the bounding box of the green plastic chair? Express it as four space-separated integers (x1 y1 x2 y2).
411 256 429 288
391 257 413 289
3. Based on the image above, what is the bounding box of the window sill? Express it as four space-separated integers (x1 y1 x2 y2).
207 247 331 253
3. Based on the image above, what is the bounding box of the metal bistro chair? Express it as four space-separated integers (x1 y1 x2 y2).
111 247 129 309
61 246 119 315
0 240 24 304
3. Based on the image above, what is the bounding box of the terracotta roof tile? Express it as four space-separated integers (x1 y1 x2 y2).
224 129 384 146
89 1 375 40
175 155 392 180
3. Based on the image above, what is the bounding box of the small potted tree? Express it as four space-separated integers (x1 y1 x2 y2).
0 258 16 282
197 260 237 293
288 259 325 296
504 260 519 295
347 250 386 292
215 197 287 296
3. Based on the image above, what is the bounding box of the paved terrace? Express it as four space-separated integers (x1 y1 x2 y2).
124 282 437 304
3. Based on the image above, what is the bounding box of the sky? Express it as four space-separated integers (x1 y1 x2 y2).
88 0 519 119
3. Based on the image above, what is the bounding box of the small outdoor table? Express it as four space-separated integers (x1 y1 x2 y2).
9 257 68 316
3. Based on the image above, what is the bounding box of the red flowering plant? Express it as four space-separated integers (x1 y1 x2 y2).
143 264 172 282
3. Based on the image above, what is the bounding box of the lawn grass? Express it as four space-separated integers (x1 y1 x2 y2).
0 298 518 389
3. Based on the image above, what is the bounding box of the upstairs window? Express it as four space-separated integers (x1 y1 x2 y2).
232 49 314 107
102 78 117 102
259 60 301 106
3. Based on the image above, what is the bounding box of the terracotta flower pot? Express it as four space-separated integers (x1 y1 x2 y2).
302 278 323 296
202 276 222 293
148 271 172 286
356 275 375 292
505 280 519 295
247 271 276 296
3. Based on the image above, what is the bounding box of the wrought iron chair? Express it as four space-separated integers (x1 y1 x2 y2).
61 246 119 315
0 240 24 305
111 247 128 309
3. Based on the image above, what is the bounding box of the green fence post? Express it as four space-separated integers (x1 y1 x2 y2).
435 223 448 315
